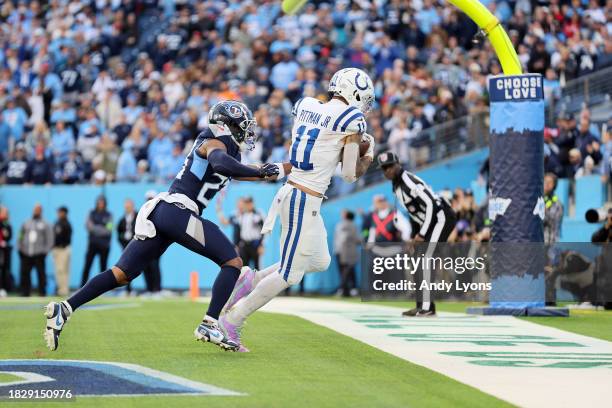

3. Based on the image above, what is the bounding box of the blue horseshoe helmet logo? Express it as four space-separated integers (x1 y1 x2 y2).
355 72 368 91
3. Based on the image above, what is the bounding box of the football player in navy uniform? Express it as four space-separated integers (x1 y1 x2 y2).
43 101 281 352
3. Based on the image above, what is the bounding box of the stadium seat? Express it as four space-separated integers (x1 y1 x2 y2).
555 178 570 217
574 175 606 221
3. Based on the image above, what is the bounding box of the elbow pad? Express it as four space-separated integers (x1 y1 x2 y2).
207 149 262 178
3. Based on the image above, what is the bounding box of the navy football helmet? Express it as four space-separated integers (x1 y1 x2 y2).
208 100 257 151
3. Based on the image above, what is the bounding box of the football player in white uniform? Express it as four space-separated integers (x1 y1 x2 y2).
218 68 376 351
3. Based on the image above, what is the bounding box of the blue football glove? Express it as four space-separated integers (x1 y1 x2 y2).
259 163 280 178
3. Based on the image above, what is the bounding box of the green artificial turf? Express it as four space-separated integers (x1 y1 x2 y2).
0 298 512 408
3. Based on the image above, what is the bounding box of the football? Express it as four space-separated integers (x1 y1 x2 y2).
359 138 370 156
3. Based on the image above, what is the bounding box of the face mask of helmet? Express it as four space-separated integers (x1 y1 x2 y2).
226 117 258 152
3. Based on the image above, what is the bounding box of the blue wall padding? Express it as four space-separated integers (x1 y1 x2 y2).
488 74 545 308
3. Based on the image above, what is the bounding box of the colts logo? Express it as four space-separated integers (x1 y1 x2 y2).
227 104 243 119
354 72 369 91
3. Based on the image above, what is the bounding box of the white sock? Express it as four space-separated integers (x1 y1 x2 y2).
203 314 217 324
253 262 281 286
226 270 289 326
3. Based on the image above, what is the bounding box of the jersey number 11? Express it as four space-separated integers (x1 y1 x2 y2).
290 125 320 171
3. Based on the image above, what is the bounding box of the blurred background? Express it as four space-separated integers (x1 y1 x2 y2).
0 0 609 299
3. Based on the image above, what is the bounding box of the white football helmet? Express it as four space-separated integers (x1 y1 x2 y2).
328 68 375 113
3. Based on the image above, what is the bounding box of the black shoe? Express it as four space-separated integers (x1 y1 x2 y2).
402 308 420 317
416 309 436 317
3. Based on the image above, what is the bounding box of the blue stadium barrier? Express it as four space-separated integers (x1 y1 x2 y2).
560 219 600 242
574 175 606 222
0 182 280 294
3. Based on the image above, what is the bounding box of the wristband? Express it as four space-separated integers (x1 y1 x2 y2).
275 163 286 179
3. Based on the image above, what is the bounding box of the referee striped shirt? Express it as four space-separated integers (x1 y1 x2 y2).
392 171 449 238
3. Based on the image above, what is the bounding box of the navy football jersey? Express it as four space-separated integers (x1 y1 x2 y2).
168 128 241 214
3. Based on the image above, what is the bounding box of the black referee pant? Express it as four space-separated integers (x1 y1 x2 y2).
239 240 260 269
414 207 457 312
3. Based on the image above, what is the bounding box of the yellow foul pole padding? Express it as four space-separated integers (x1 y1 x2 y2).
446 0 522 75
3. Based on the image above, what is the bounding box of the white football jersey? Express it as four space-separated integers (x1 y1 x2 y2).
287 97 367 194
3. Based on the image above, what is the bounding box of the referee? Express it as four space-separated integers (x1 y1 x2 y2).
231 197 265 269
378 151 457 317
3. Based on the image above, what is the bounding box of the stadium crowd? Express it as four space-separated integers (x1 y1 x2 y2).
0 0 610 185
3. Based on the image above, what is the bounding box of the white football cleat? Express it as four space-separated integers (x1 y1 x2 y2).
194 320 239 351
43 301 72 351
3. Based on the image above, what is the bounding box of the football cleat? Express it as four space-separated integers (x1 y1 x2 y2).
43 301 72 351
194 320 239 351
224 266 256 313
219 315 249 353
416 309 436 317
401 308 420 317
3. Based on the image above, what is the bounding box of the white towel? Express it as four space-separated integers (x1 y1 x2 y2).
261 184 294 235
135 192 199 240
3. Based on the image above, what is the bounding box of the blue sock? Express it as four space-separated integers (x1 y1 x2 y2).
67 269 119 311
206 265 240 320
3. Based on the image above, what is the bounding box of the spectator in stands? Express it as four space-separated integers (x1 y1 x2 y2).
24 121 50 154
25 144 53 185
334 210 361 297
164 143 185 181
0 206 12 297
0 114 10 161
136 159 152 183
94 134 120 181
116 140 138 182
544 128 564 177
2 97 27 141
591 209 612 243
2 143 28 184
148 130 174 181
565 148 583 179
57 150 85 184
543 174 564 244
52 206 72 297
112 113 132 147
575 156 596 178
555 112 578 168
0 0 608 186
81 195 113 287
18 203 53 297
602 124 612 181
576 116 602 167
50 121 75 165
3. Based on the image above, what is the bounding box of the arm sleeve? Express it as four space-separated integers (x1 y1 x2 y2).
207 148 262 178
341 141 360 183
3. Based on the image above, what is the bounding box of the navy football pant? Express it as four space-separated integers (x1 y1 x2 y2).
116 201 238 280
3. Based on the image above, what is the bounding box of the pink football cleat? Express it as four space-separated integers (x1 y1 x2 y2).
219 315 249 353
224 266 256 312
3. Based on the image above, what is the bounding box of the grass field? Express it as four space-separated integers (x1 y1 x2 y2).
1 297 610 408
